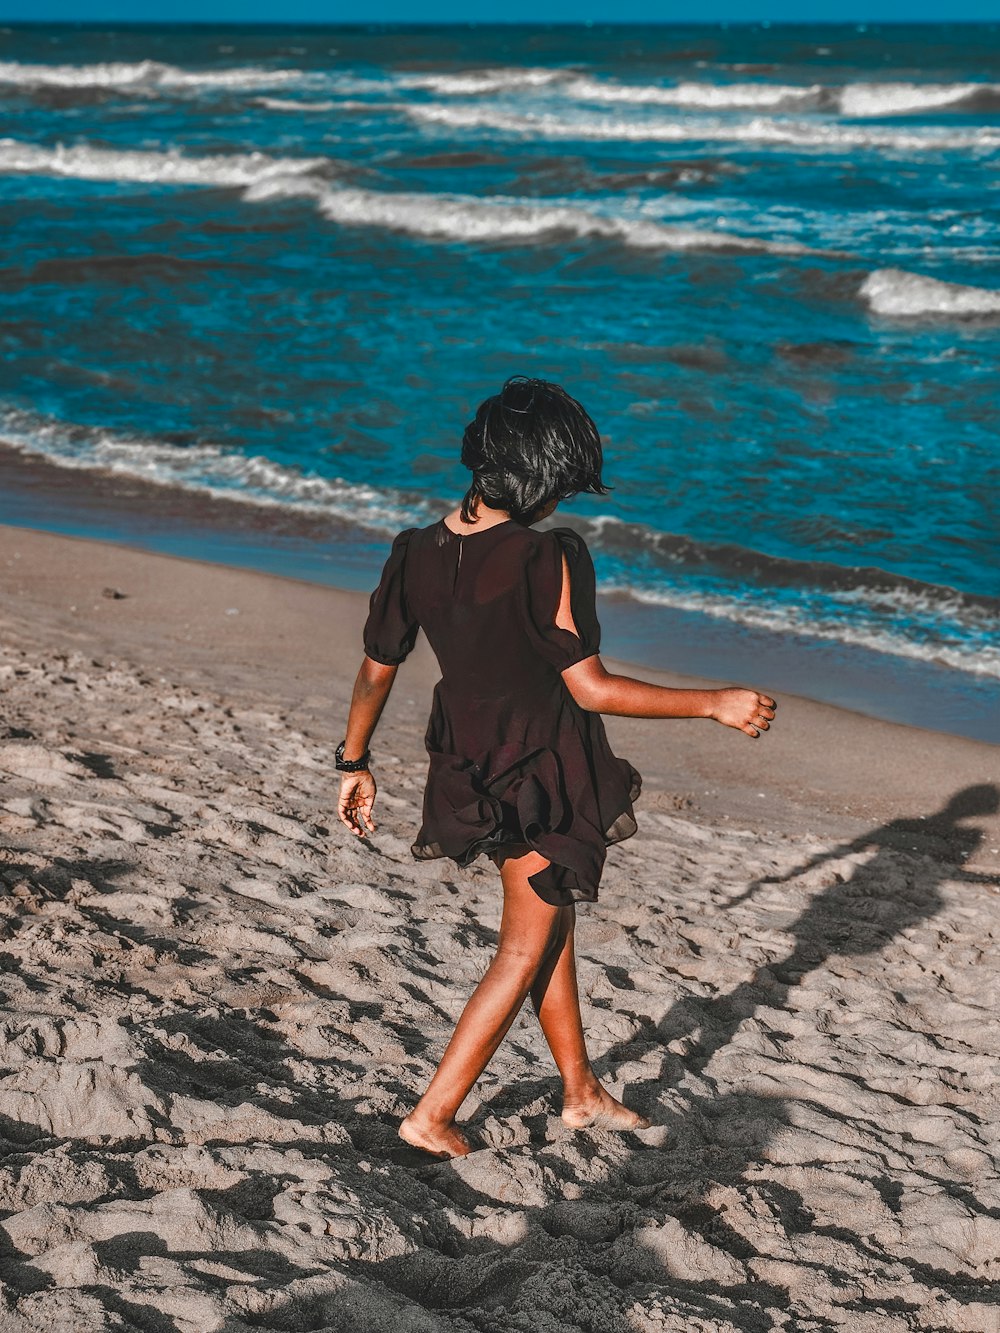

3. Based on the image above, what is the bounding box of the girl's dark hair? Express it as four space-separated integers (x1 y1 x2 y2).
460 376 610 524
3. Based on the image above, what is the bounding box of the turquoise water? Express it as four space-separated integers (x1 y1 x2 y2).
0 23 998 736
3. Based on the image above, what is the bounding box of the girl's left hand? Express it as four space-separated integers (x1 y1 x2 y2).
710 688 777 738
338 771 377 837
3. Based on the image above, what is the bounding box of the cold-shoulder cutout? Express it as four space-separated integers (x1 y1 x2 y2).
521 526 601 672
363 527 419 665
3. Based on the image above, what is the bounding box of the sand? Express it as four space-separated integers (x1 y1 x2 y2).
1 521 999 1333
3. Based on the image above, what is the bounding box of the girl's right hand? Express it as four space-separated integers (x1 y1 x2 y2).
710 689 777 738
338 770 378 837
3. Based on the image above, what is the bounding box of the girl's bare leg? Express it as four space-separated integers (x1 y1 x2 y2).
399 848 565 1158
529 906 651 1130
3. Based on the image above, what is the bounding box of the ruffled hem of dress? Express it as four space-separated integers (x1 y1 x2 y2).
410 744 642 907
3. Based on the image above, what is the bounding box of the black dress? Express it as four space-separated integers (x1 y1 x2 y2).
362 518 642 907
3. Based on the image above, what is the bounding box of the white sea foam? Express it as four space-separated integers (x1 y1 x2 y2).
839 81 1000 117
566 76 822 110
0 58 321 93
861 268 1000 317
566 75 1000 116
0 407 427 535
157 66 319 91
287 181 819 254
399 67 566 95
0 139 328 188
0 137 822 257
4 57 997 125
0 58 164 89
581 511 1000 681
0 58 561 100
376 66 1000 119
406 102 1000 151
16 142 1000 281
605 579 1000 681
253 97 337 112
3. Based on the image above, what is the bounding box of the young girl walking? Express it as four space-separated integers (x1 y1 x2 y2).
337 377 777 1159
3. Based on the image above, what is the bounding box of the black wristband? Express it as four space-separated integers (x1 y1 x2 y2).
336 741 371 772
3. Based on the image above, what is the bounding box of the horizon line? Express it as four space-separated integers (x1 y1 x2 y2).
2 18 998 28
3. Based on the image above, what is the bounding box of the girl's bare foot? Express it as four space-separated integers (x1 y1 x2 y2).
561 1084 652 1131
398 1111 472 1159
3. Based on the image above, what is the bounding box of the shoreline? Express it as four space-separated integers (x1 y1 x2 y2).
3 520 998 864
2 441 998 746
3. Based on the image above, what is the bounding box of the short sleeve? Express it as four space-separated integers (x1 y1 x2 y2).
363 528 419 665
521 527 601 672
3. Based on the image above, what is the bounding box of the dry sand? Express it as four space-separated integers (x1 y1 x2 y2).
1 522 999 1333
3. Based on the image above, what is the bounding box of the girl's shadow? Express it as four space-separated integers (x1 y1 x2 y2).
601 781 1000 1112
471 783 999 1128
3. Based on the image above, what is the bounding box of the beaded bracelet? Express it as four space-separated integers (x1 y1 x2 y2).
335 741 372 773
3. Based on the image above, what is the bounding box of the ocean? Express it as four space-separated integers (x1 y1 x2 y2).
0 22 997 740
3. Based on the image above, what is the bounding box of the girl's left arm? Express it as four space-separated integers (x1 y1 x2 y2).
337 656 398 837
562 655 774 737
552 551 775 737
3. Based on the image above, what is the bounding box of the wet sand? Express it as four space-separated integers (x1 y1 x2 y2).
1 522 998 1333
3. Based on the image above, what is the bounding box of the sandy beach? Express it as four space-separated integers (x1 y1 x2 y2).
2 520 999 1333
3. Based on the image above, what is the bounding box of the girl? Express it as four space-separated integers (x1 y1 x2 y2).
337 376 776 1160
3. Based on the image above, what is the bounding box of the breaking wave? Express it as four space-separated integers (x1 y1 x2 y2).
0 138 328 188
838 80 1000 117
3 57 999 124
566 76 824 110
0 138 823 256
861 268 1000 317
574 515 1000 682
399 67 566 95
253 96 337 112
0 58 323 93
604 576 1000 681
0 406 429 534
405 103 1000 152
566 75 1000 116
12 140 1000 316
250 175 823 254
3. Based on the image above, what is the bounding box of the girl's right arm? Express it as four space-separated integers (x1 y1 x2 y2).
337 656 398 837
561 656 775 738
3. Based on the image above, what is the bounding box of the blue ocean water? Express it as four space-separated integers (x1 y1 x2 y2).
0 24 998 736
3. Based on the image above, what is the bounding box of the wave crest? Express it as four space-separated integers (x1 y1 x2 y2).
0 406 428 534
304 184 819 255
0 138 328 188
567 76 823 110
0 137 823 257
566 75 1000 117
861 268 1000 318
0 58 319 93
839 80 1000 117
4 57 999 125
405 102 1000 152
400 66 566 96
573 515 1000 681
